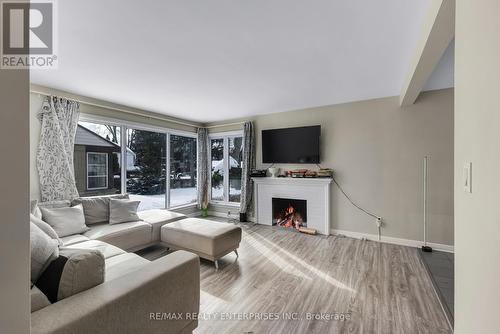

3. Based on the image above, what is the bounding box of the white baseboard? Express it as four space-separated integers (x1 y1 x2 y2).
330 229 454 253
191 210 454 253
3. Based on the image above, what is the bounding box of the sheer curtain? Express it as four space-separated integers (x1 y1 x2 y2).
36 96 80 201
197 127 209 209
240 121 255 217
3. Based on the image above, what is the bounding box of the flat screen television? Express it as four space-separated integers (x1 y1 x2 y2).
262 125 321 164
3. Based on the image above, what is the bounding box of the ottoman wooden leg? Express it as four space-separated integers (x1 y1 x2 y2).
214 260 219 270
234 249 239 258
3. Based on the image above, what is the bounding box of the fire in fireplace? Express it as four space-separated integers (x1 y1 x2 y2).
272 198 307 230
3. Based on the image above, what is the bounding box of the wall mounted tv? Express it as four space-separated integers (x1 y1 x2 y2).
262 125 321 164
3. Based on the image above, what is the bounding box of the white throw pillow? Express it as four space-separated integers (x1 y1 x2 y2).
30 222 59 283
71 194 129 224
40 204 90 238
109 199 142 224
30 214 63 246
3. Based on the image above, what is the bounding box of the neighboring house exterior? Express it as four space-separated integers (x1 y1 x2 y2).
74 125 122 197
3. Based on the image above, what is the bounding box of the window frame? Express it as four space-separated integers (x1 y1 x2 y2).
168 133 198 208
86 152 109 190
209 130 243 206
78 114 198 210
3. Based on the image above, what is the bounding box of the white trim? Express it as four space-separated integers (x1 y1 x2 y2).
252 177 333 185
330 228 454 253
165 133 171 209
86 152 109 190
209 137 223 202
170 202 198 211
168 134 198 208
210 201 240 208
223 136 229 202
168 128 198 139
80 113 197 138
208 133 244 206
120 125 127 193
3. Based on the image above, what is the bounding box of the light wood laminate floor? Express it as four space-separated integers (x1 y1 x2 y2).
139 220 452 334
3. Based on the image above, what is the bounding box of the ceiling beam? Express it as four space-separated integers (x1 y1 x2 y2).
400 0 455 106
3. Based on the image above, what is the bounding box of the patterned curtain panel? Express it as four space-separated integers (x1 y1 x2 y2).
240 121 255 214
197 127 209 209
37 96 80 201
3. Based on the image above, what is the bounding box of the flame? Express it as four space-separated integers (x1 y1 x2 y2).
274 203 305 230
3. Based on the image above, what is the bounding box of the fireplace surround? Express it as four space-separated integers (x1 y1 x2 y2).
252 177 332 235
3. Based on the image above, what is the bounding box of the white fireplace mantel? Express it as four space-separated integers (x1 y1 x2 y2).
252 177 332 235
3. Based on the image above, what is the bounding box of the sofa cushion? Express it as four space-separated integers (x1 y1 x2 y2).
109 199 142 225
65 240 125 259
137 209 187 242
30 214 63 246
71 194 129 225
161 218 242 259
84 221 152 251
40 204 90 238
61 234 90 246
104 253 150 282
36 248 105 302
31 286 51 313
31 222 59 283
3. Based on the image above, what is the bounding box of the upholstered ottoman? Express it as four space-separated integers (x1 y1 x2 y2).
160 218 241 269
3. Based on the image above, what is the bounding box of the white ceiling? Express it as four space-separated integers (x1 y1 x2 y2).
30 0 454 123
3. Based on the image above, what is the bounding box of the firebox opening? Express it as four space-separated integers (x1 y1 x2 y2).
272 198 307 230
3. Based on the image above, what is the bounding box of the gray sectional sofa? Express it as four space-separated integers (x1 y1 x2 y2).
30 195 200 334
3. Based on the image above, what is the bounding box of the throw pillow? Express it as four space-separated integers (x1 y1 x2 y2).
71 194 129 224
35 247 105 302
37 200 71 209
30 222 59 283
39 204 90 238
30 214 63 246
30 200 42 219
109 199 142 225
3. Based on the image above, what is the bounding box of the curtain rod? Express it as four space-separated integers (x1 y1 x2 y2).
30 89 200 129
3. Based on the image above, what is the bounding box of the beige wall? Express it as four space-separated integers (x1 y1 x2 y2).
30 88 200 200
455 1 500 332
208 89 454 246
0 72 30 331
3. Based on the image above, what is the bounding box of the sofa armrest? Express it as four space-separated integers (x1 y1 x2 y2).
31 250 200 334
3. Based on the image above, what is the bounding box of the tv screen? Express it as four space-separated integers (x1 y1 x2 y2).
262 126 321 164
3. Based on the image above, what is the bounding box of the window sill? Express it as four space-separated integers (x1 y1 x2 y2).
169 203 198 211
209 201 240 208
